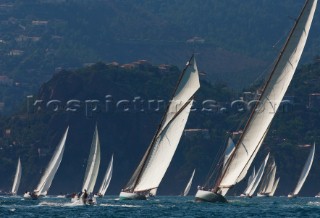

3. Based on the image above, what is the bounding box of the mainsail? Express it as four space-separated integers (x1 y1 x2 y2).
183 169 196 196
11 158 22 195
123 55 200 194
98 154 113 196
290 143 315 196
215 0 317 192
34 127 69 196
82 125 101 194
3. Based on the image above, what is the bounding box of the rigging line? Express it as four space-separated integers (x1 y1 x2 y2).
214 0 310 190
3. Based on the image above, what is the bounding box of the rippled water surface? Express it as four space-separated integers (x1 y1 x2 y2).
1 195 320 217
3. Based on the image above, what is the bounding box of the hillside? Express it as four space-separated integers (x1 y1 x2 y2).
0 0 319 113
0 59 319 196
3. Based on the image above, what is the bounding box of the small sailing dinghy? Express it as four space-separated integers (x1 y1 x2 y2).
11 158 22 195
24 127 69 200
72 125 100 205
119 55 200 200
182 169 196 196
195 0 317 203
94 154 113 197
288 143 315 198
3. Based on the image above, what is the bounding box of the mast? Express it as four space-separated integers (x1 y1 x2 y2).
215 0 317 191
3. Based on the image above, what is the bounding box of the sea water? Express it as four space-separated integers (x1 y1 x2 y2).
1 195 320 217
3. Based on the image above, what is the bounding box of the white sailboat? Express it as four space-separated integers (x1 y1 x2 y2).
182 169 196 196
73 125 101 204
195 0 317 203
11 158 22 195
288 143 315 198
95 154 113 197
257 159 277 197
240 166 255 197
242 154 270 197
119 55 200 200
269 177 280 197
24 127 69 199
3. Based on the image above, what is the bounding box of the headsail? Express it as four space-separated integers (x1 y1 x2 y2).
216 0 317 191
82 125 101 194
183 169 196 196
34 127 69 196
258 159 276 195
98 154 113 196
11 158 22 195
223 138 235 168
291 143 315 196
122 55 200 194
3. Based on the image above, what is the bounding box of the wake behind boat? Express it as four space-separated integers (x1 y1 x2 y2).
195 0 317 203
119 55 200 200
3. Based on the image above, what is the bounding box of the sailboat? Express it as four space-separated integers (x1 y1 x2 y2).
240 166 256 197
11 158 22 195
182 169 196 196
119 55 200 200
269 177 280 196
288 143 315 198
257 159 277 197
95 154 113 197
195 0 317 203
241 154 269 197
72 125 100 204
24 127 69 199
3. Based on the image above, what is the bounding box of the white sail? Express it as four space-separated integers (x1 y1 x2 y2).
242 167 255 195
11 158 22 195
183 169 196 196
223 138 235 167
123 55 200 194
292 143 315 196
98 154 113 196
247 167 255 187
34 127 69 195
82 125 101 194
217 0 317 190
258 160 276 194
244 154 269 196
264 165 277 194
269 177 280 196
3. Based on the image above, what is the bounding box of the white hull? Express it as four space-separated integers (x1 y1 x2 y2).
257 193 270 197
195 190 227 203
119 191 146 200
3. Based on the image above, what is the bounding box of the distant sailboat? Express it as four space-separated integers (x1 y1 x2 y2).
241 154 269 197
24 127 69 199
95 154 113 197
195 0 317 203
269 177 280 197
73 125 101 204
182 169 196 196
257 159 277 197
288 143 315 198
11 158 22 195
119 55 200 200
